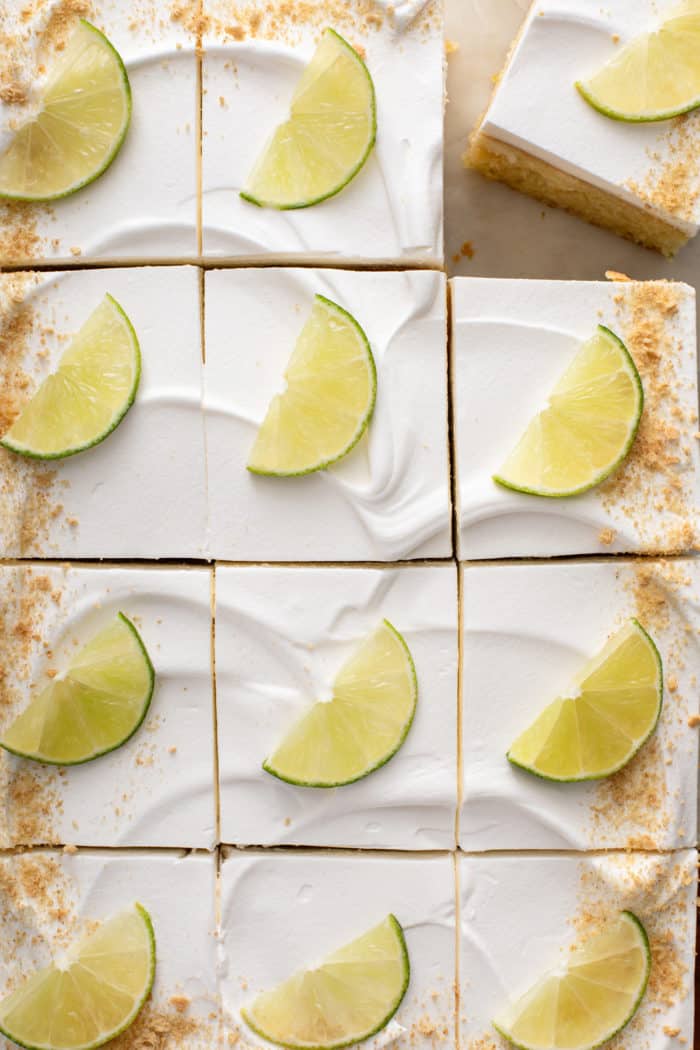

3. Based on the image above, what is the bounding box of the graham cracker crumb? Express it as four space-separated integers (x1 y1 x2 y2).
601 283 698 553
605 270 632 282
107 1003 206 1050
627 115 700 223
598 527 615 545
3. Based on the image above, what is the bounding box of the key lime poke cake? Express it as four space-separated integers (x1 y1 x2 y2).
0 0 697 1048
201 0 445 264
451 276 700 559
0 0 199 266
466 1 700 255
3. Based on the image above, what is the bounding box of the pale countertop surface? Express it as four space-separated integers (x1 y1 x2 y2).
444 0 700 302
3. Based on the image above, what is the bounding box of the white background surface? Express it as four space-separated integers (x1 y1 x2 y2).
444 0 700 305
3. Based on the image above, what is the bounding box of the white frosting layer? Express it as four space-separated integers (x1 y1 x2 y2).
459 558 700 852
0 1 198 264
204 268 451 561
480 0 700 233
0 566 216 849
460 851 698 1050
216 565 458 849
0 266 208 559
451 277 700 559
0 849 218 1046
220 850 455 1049
201 0 444 263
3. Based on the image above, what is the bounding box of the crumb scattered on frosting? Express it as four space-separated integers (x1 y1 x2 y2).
587 559 698 850
601 282 698 554
627 115 700 223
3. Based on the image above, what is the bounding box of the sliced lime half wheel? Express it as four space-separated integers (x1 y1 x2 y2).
264 620 417 787
241 28 376 209
494 911 651 1050
1 612 155 766
577 3 700 122
248 294 376 476
507 619 662 782
0 20 131 201
494 326 643 497
1 294 140 460
0 902 155 1050
242 915 410 1050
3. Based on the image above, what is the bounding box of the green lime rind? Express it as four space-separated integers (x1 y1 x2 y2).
0 902 156 1050
0 612 155 767
506 618 663 783
247 294 377 478
241 915 410 1050
493 325 644 498
262 619 418 788
575 78 700 123
240 28 377 210
493 911 651 1050
0 20 132 203
0 293 141 461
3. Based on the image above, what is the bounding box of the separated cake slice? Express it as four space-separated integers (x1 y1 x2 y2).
466 1 700 255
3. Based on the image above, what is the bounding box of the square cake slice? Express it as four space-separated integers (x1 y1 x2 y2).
466 1 700 256
459 558 700 852
0 1 198 265
204 268 451 561
0 266 207 559
0 849 219 1048
460 851 697 1050
201 0 444 264
0 565 216 849
220 850 456 1049
216 564 458 850
451 276 699 560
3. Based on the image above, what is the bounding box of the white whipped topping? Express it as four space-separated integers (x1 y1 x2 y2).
204 268 452 561
452 276 700 559
0 565 216 849
460 558 700 852
479 0 700 232
220 850 456 1049
216 564 458 850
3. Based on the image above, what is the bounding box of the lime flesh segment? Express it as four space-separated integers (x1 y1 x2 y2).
264 620 417 787
576 2 700 122
0 903 155 1050
242 28 376 209
494 325 643 497
508 619 662 782
0 294 141 460
494 912 650 1050
242 915 410 1050
0 20 131 201
1 613 155 766
248 294 376 476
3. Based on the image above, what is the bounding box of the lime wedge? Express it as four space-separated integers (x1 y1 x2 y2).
507 619 662 782
494 911 651 1050
242 915 410 1050
577 2 700 122
264 620 417 787
241 28 376 209
494 325 643 497
248 294 376 476
0 20 131 201
0 902 155 1050
1 294 140 460
1 612 155 766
